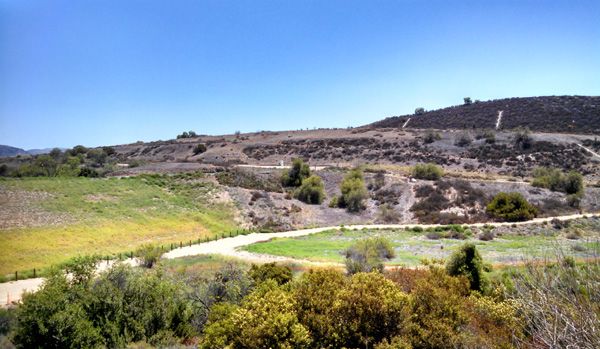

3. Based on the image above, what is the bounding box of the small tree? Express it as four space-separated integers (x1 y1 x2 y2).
338 169 368 212
446 243 487 292
69 145 88 156
411 163 444 180
177 131 190 139
486 192 537 221
49 148 63 159
295 175 325 204
414 107 425 115
463 97 472 105
281 158 311 187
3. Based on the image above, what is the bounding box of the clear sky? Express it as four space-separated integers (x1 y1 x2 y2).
1 0 599 149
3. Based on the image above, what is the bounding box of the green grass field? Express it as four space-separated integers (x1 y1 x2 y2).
0 174 238 275
244 227 600 266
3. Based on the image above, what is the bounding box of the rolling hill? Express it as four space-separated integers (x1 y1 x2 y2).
370 96 600 134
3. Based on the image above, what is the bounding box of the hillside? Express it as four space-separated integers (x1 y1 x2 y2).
370 96 600 134
0 145 62 158
0 145 27 157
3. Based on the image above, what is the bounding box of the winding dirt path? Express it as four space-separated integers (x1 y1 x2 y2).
2 212 597 307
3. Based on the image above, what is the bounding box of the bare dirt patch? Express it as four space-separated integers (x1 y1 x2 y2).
0 185 73 230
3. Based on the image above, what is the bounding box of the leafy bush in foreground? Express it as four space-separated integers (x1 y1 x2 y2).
14 264 194 348
486 192 538 221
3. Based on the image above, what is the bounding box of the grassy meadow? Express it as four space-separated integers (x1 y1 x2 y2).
0 174 238 275
244 225 600 266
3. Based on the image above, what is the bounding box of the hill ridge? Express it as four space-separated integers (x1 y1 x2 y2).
369 95 600 134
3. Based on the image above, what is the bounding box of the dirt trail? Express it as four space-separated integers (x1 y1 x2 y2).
577 143 600 160
0 259 138 307
402 118 411 128
495 110 503 129
236 164 328 171
2 212 597 307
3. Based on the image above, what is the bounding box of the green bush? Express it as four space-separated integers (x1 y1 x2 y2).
13 264 194 348
136 244 162 268
411 163 444 180
295 175 325 204
249 263 293 285
532 167 584 195
78 167 99 178
486 192 538 221
338 169 368 212
281 158 311 187
345 237 396 274
446 243 487 292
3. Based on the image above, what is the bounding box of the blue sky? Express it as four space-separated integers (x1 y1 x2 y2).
1 0 599 149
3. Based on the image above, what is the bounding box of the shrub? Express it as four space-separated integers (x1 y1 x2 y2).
454 133 472 147
86 149 108 166
377 204 400 223
478 230 495 241
446 243 487 292
295 175 325 204
463 97 472 105
486 192 538 221
532 167 584 195
513 127 533 150
411 163 444 180
414 107 425 115
483 130 496 144
69 145 88 156
249 263 293 285
13 264 194 348
136 244 162 268
202 281 311 349
193 143 207 155
177 130 197 139
344 237 395 274
338 169 368 212
78 167 99 178
507 254 600 348
281 158 311 187
423 130 441 144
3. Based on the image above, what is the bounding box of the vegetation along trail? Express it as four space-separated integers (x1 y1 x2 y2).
2 212 596 307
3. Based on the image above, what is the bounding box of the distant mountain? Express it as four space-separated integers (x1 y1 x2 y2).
369 96 600 134
0 145 28 157
0 145 66 158
26 148 64 155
